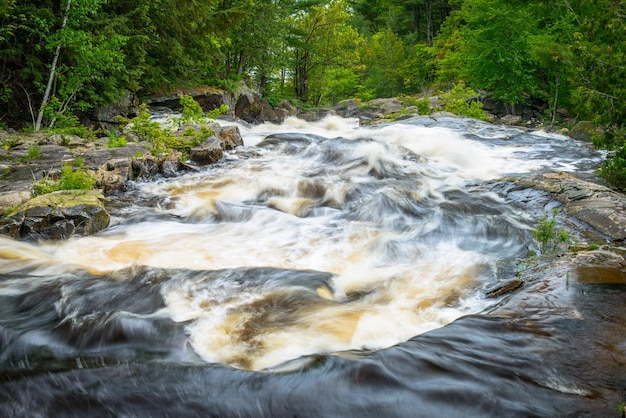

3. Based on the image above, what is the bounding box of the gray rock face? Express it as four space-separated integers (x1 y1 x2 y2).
0 190 110 241
96 153 184 195
189 136 224 165
218 125 244 150
512 172 626 242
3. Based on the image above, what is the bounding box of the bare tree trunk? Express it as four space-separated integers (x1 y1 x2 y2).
550 76 560 127
35 0 71 131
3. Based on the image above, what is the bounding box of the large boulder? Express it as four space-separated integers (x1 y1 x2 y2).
189 136 224 165
333 99 361 118
0 190 110 240
218 125 244 150
568 121 598 142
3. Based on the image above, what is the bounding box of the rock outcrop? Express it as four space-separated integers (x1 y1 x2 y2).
510 172 626 242
96 153 183 195
189 136 223 165
0 190 110 240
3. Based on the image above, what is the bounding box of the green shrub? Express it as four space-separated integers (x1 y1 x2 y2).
57 164 95 190
439 82 490 121
31 163 95 197
106 129 127 148
207 104 229 120
121 101 225 157
532 208 570 255
599 145 626 191
120 104 178 156
176 94 207 126
20 145 41 163
31 179 57 197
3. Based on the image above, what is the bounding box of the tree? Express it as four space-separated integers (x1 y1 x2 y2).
287 0 362 102
222 0 293 95
436 0 539 111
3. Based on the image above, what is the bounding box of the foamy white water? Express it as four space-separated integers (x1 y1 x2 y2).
0 115 602 370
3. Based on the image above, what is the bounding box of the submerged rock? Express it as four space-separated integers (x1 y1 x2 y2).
0 190 110 240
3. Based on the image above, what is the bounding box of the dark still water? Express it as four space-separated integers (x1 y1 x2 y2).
1 116 623 416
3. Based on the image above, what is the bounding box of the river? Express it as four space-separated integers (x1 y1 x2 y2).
0 116 624 417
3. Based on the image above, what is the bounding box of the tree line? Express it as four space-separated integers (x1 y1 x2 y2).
0 0 624 142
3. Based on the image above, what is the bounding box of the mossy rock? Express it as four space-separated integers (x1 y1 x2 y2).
1 190 110 240
12 189 106 214
568 121 598 142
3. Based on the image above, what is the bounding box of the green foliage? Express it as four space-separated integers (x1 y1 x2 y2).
31 178 57 197
206 104 229 120
439 82 489 121
31 162 96 197
443 1 537 106
20 144 40 163
587 242 600 251
398 95 431 115
599 146 626 191
106 129 127 148
532 208 570 255
176 95 207 126
287 0 362 103
121 103 216 157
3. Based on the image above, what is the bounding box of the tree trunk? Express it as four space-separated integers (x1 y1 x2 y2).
550 76 560 127
237 50 244 76
425 0 434 47
35 0 72 131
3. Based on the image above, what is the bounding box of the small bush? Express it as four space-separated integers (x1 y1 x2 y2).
599 145 626 191
58 164 95 191
31 163 95 197
439 82 489 121
20 145 41 163
106 129 127 148
207 104 229 120
532 208 569 255
175 95 207 126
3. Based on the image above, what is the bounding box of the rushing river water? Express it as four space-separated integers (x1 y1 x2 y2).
1 116 624 417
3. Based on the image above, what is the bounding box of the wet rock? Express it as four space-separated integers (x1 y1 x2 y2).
0 190 110 240
218 125 244 150
94 91 138 123
276 100 298 117
96 153 185 194
234 94 283 124
97 157 132 194
82 144 150 170
189 136 224 165
131 154 160 179
485 278 524 298
371 98 402 114
512 172 626 241
333 99 361 118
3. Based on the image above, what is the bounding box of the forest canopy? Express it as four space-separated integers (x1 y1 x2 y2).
0 0 624 138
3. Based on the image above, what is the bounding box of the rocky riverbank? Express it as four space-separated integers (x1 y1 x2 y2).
1 109 625 245
0 122 243 240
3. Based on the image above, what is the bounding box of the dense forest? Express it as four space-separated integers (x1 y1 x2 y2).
1 0 625 183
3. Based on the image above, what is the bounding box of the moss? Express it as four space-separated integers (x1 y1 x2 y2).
13 189 105 214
